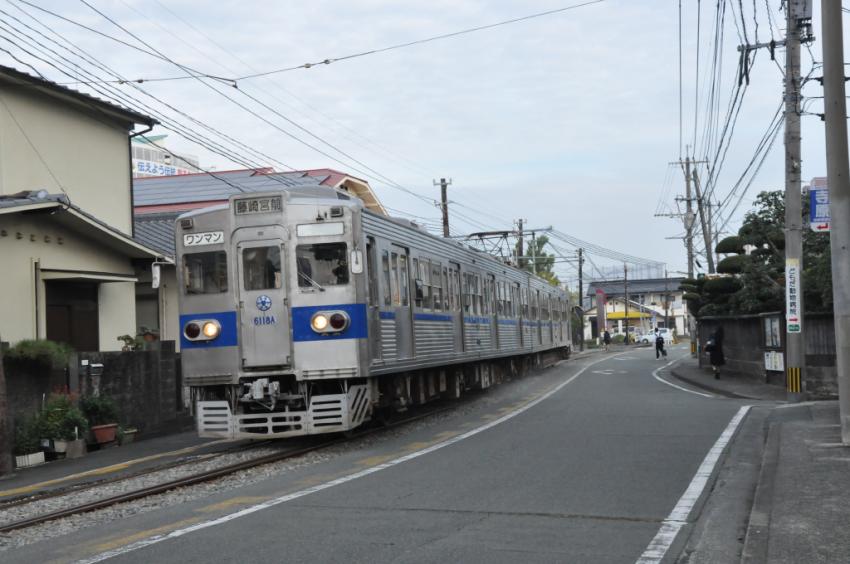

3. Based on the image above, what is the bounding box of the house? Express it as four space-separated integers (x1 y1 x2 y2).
0 66 168 351
582 277 688 340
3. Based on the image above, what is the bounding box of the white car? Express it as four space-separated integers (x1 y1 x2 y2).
641 328 672 344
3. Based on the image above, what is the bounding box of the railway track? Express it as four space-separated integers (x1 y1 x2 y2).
0 401 462 534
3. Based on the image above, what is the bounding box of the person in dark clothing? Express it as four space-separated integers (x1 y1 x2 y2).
655 329 666 360
603 330 611 352
709 326 725 379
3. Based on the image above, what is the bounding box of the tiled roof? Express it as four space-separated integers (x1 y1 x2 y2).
133 169 329 207
0 65 157 127
133 213 181 256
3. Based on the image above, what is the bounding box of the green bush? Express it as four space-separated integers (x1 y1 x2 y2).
715 236 745 255
717 254 750 274
678 284 699 293
4 339 73 367
81 394 120 427
680 278 699 286
612 334 626 342
682 292 703 301
14 414 43 455
43 389 88 440
704 277 743 294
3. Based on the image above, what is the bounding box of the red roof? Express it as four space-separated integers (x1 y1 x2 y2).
294 168 369 187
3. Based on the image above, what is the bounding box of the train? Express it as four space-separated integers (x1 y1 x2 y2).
175 184 572 439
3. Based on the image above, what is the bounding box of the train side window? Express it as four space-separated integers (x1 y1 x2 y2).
391 252 400 306
242 246 282 290
463 273 471 313
521 288 528 317
432 261 442 311
419 258 431 310
184 251 228 294
398 254 409 307
483 278 490 315
381 250 391 305
474 275 482 315
443 267 449 310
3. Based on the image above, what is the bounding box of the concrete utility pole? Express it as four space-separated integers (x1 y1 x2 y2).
624 264 630 345
434 178 452 238
516 220 525 269
821 0 850 442
665 270 670 330
578 249 584 352
685 157 695 279
737 1 812 403
692 170 716 273
0 334 11 476
784 2 808 403
531 231 537 276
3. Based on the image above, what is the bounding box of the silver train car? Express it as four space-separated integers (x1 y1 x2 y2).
175 185 571 439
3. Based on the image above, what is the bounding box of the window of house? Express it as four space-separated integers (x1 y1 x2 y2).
184 251 228 294
242 246 282 290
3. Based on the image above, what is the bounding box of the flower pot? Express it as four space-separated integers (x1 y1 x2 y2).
119 429 137 446
143 334 155 341
91 423 118 443
15 452 45 468
52 439 69 453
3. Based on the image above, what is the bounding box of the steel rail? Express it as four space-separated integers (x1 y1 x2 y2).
0 403 460 533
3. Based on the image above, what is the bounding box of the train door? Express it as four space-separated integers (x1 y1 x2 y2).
520 285 528 347
234 229 290 368
390 246 413 359
366 238 381 362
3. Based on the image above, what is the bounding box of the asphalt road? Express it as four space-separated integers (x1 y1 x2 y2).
6 346 759 564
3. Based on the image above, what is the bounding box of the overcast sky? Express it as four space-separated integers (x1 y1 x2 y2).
2 0 845 288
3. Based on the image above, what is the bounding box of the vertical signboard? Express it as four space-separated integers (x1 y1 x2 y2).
786 259 801 333
810 185 830 232
596 289 607 333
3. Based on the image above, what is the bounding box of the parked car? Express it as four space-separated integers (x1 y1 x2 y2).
640 328 672 344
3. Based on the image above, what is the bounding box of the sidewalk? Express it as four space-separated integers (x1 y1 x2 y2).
0 430 255 503
741 401 850 564
670 356 787 402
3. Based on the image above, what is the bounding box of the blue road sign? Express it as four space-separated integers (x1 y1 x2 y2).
810 187 829 232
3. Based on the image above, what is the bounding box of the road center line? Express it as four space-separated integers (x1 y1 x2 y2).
652 354 717 398
70 354 615 564
635 405 752 564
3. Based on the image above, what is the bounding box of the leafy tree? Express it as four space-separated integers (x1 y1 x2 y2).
514 235 560 286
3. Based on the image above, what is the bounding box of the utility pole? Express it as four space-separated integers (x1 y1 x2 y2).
624 264 630 345
531 231 537 276
665 270 670 331
821 0 850 442
578 249 584 352
515 220 525 269
0 334 10 476
692 170 716 273
784 2 808 404
685 157 695 278
737 1 813 403
434 178 452 238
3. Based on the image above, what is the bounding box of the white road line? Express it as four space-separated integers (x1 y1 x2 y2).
71 354 616 564
635 405 752 564
651 355 717 398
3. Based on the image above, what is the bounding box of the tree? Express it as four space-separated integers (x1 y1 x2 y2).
514 235 560 286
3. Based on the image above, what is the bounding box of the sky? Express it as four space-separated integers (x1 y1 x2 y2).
0 0 845 289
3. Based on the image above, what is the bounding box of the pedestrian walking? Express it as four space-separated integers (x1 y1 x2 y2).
707 326 725 379
603 329 611 352
655 328 667 360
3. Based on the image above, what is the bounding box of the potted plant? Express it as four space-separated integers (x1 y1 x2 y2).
42 388 88 452
117 426 138 446
81 393 121 443
117 335 143 351
14 413 45 468
136 326 160 342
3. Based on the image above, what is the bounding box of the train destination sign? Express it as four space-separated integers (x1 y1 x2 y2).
183 231 224 247
235 196 282 215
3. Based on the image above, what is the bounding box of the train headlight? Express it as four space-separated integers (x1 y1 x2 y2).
202 321 220 339
311 314 329 331
184 319 221 341
310 311 349 333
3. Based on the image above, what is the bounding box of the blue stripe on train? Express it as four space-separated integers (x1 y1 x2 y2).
498 319 518 325
415 313 452 322
379 311 396 319
464 317 491 324
292 303 368 342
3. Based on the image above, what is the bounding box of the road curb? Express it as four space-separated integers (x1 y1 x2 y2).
669 367 762 400
740 422 781 564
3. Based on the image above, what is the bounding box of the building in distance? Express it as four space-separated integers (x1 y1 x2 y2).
131 134 200 178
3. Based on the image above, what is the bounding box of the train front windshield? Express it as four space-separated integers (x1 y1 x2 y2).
296 243 349 287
